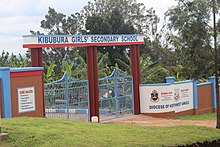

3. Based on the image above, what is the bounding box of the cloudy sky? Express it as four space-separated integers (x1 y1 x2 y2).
0 0 176 55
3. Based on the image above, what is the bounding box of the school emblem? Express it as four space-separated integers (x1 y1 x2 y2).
174 89 180 101
151 90 159 102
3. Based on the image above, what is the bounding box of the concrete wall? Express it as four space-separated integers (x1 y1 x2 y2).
197 83 213 114
140 76 216 118
0 67 44 118
10 68 44 117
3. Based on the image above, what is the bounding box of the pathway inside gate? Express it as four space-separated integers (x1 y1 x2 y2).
44 69 134 122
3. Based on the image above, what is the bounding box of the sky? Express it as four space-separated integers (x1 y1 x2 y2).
0 0 177 55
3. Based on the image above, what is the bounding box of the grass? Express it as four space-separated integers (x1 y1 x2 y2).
174 113 216 120
0 117 220 147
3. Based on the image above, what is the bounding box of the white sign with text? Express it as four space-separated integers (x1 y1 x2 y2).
23 34 145 48
140 82 194 113
18 86 36 113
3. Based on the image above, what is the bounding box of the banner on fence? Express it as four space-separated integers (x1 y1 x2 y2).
139 82 193 113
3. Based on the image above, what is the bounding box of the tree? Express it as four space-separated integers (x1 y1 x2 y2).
44 61 55 83
33 0 161 80
31 8 81 77
85 15 111 34
115 51 169 83
81 0 158 35
0 50 30 67
212 0 220 129
82 0 161 68
40 7 80 34
62 59 74 77
165 0 220 129
164 0 214 79
9 53 30 67
0 50 9 66
85 8 136 67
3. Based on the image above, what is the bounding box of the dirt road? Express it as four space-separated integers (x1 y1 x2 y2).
103 115 216 128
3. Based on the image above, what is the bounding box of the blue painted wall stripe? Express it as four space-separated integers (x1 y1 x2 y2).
209 76 216 108
197 82 212 87
165 77 175 84
0 67 12 118
193 79 198 109
139 83 172 86
10 67 43 73
174 80 193 85
46 109 109 114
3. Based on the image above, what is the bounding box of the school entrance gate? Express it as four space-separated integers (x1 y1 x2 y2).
23 34 144 122
44 69 133 121
44 73 89 121
98 69 133 121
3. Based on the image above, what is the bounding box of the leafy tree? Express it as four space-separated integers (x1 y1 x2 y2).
62 60 74 77
40 7 80 34
72 51 87 79
72 51 117 79
85 8 135 67
0 50 9 66
33 0 162 81
80 0 162 72
85 15 111 34
9 53 30 67
82 0 161 68
0 50 30 67
31 7 80 77
44 51 118 81
116 51 169 83
164 0 214 79
44 61 55 83
140 7 166 63
81 0 158 35
139 56 169 83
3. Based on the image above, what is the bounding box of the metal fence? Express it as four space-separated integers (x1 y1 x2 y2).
44 73 90 121
99 69 133 121
44 69 133 122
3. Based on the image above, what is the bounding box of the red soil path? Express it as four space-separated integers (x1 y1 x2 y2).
103 114 216 128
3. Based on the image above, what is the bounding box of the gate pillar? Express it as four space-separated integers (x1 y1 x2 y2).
31 48 43 67
86 46 99 121
130 45 141 114
30 48 45 116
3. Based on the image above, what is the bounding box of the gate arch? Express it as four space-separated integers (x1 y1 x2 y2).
23 34 144 121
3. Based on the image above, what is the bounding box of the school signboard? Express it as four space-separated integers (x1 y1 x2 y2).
23 34 145 48
18 86 36 113
139 81 194 113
